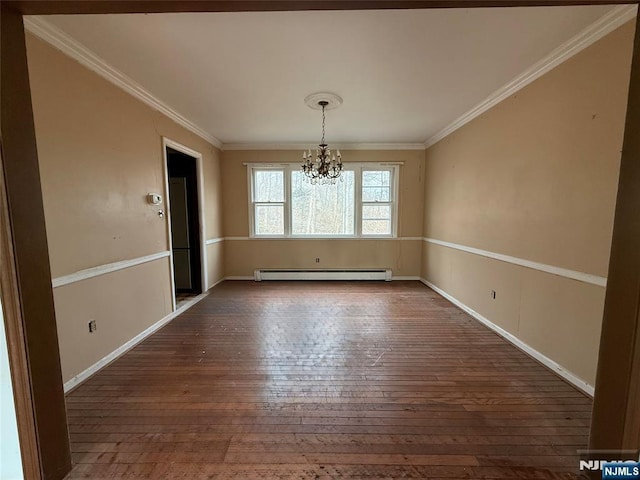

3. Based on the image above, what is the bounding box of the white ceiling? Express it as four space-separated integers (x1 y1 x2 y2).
35 6 620 146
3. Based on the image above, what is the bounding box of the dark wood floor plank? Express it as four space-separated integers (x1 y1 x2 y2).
64 281 591 479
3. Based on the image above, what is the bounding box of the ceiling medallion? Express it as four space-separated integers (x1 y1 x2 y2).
302 92 343 184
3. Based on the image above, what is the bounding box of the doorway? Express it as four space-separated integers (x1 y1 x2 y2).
163 140 206 310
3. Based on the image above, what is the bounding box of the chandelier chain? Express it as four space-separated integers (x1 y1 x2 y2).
321 104 326 145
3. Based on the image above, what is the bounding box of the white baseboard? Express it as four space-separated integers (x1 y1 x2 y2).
63 290 210 393
419 278 594 397
392 276 421 281
207 276 226 290
64 276 593 396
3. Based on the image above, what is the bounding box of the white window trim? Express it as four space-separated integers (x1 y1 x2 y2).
247 162 400 239
247 164 288 238
359 165 398 238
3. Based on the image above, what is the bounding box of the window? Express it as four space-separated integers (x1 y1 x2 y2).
291 170 355 235
249 164 398 238
252 169 285 236
362 169 393 235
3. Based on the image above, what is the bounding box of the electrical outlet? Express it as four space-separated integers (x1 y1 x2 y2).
88 319 97 333
315 258 320 263
491 290 496 300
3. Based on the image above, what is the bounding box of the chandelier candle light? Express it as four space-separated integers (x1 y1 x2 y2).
302 93 343 184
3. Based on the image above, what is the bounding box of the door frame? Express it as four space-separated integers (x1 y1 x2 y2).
0 144 41 480
162 137 207 311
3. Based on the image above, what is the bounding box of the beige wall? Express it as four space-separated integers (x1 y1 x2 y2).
222 150 425 277
206 242 225 286
26 34 224 383
52 259 173 382
422 21 635 386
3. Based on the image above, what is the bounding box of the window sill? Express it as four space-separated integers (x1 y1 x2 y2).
249 236 398 240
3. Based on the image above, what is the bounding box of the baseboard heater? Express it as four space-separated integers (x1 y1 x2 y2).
254 269 392 281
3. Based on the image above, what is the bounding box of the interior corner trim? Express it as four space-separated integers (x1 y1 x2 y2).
51 251 171 288
224 143 426 151
423 237 607 287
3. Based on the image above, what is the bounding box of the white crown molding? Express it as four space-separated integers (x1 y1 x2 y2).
52 251 170 288
424 4 638 148
24 16 223 150
223 143 426 151
26 6 636 155
424 237 607 287
420 278 594 396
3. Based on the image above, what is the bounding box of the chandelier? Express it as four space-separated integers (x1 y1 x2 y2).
302 93 343 184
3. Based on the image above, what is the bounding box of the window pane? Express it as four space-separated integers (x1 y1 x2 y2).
291 171 355 235
362 186 390 202
255 204 284 235
363 170 390 187
362 204 391 220
254 170 284 202
362 219 391 235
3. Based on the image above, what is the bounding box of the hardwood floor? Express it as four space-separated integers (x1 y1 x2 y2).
65 281 591 479
176 293 199 310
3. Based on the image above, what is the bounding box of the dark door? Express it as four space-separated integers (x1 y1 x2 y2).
167 147 202 294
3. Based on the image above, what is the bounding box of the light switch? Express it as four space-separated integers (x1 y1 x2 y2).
147 193 163 205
